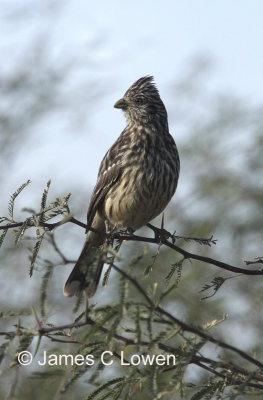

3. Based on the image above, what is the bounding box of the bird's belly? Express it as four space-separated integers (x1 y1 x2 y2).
104 193 167 230
103 170 173 230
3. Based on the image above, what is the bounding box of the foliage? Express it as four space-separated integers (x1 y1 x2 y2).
0 176 263 399
0 42 262 399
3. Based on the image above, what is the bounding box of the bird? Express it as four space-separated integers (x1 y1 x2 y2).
64 76 180 298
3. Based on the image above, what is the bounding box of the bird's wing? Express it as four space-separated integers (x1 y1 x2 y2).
86 132 127 228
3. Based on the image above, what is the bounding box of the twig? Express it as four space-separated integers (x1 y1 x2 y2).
114 231 263 276
1 217 263 275
111 264 263 370
0 216 101 234
245 257 263 266
194 361 263 390
147 222 217 246
5 365 19 400
4 309 263 388
30 304 42 330
38 314 263 388
46 232 69 264
53 367 72 400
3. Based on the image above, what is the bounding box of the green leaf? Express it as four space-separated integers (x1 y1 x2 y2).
88 309 119 338
40 264 53 317
0 229 8 248
39 180 51 223
85 377 125 400
106 316 121 344
60 366 88 394
191 383 219 400
14 217 32 244
135 305 141 351
29 237 43 276
8 180 31 221
102 264 112 287
200 276 226 300
144 243 161 276
148 363 158 398
165 257 184 287
10 331 34 367
72 292 84 313
0 341 12 364
0 309 31 319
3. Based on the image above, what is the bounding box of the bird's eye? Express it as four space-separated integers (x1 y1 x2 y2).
135 97 144 105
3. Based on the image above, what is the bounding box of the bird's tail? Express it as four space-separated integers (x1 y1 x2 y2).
63 213 106 297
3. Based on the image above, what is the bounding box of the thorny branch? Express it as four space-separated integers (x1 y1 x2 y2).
1 213 263 391
26 243 263 387
245 257 263 266
2 312 263 389
1 216 263 276
31 302 263 389
111 264 263 369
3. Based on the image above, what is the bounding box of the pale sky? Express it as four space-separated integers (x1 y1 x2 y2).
1 0 263 204
0 0 262 330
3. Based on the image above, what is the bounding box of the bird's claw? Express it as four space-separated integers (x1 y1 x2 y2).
118 227 135 236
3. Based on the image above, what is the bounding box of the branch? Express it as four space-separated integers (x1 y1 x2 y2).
1 216 263 275
0 216 98 234
37 317 135 346
36 313 263 388
2 305 260 389
245 257 263 266
194 361 263 390
111 264 263 370
114 230 263 276
5 365 19 400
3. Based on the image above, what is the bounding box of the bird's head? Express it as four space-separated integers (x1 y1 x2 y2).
114 76 167 125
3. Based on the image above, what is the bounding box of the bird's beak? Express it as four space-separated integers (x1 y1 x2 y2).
114 98 128 110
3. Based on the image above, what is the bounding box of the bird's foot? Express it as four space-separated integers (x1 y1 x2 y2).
117 227 135 237
122 227 135 234
105 221 117 246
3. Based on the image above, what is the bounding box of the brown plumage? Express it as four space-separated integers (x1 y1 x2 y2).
64 76 180 297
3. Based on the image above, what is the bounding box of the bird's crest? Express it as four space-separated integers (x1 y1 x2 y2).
125 75 159 98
